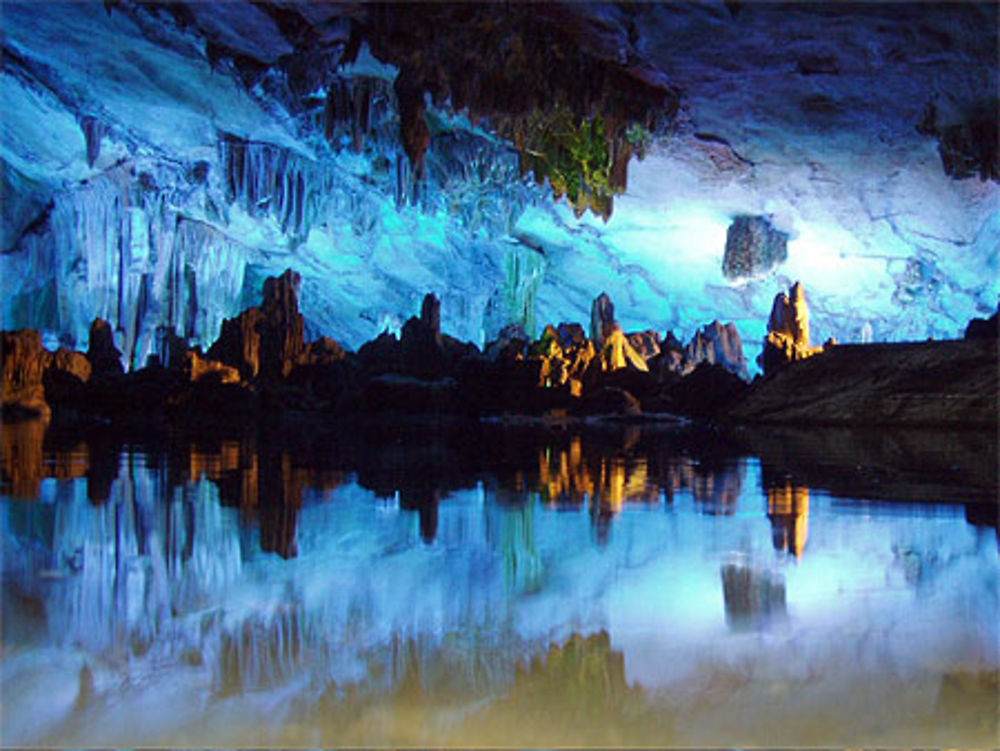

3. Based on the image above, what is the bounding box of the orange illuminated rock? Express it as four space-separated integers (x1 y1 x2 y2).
1 329 51 419
601 326 649 373
185 351 242 384
51 348 92 383
588 293 648 373
762 281 825 374
208 269 306 381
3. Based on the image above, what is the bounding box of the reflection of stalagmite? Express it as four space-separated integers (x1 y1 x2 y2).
536 436 654 526
537 437 595 505
186 440 342 555
662 458 744 515
0 421 98 500
767 483 810 557
399 487 440 543
258 451 303 559
720 563 786 630
1 420 48 499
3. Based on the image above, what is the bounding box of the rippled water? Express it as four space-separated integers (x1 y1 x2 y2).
1 419 997 747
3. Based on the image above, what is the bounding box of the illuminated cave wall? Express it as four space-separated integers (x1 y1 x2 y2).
1 1 996 372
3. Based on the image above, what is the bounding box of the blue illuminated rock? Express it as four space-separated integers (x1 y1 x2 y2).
722 215 789 281
0 1 996 379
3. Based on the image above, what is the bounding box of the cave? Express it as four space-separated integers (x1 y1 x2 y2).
0 2 997 748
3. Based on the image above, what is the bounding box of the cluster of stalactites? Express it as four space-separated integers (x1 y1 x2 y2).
359 3 675 220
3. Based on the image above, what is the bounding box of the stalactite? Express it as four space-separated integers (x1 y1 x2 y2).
79 115 107 169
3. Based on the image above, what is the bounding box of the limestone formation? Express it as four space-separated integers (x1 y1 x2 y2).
651 322 748 381
400 293 447 379
208 269 306 382
259 269 306 381
50 348 92 383
964 309 998 339
528 322 596 393
1 330 51 418
210 307 266 380
600 326 649 373
87 319 124 377
589 293 616 347
626 330 662 362
722 215 789 280
588 293 647 374
485 323 529 362
684 321 748 380
761 281 825 374
185 351 241 384
358 331 402 374
303 337 347 366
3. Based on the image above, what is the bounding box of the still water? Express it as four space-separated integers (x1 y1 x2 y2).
1 419 997 747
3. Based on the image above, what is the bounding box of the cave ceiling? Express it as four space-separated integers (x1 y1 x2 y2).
1 1 997 370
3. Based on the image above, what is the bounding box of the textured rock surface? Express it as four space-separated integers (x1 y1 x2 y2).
0 1 996 377
1 330 51 418
590 293 617 347
761 282 824 374
208 269 305 382
732 339 997 428
185 351 241 385
722 215 788 281
685 320 748 380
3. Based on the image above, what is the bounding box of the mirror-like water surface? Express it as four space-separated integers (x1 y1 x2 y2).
1 420 997 747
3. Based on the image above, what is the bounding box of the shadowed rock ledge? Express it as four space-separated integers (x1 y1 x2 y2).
732 338 997 428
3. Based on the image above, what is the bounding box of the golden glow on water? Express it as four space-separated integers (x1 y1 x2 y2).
768 482 810 557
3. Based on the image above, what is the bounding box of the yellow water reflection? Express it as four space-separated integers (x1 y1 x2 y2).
1 420 88 499
768 482 810 557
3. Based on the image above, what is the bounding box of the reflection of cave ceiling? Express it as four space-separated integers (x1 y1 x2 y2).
1 1 997 371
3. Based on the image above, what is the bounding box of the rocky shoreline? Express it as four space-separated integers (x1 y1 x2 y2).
2 268 997 431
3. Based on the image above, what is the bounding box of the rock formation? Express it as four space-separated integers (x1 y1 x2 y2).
651 322 748 381
259 270 306 381
588 293 647 374
86 319 124 377
626 330 662 362
2 329 96 419
722 215 789 280
589 292 616 347
399 293 447 380
185 351 241 384
1 330 51 419
964 309 999 340
600 326 649 373
684 321 749 381
210 307 267 380
208 269 306 382
528 323 596 395
734 337 997 427
50 348 92 383
761 282 825 374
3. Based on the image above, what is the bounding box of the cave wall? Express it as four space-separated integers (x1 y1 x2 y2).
1 1 996 372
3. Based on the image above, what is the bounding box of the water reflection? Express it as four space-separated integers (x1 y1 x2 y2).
1 418 997 747
720 561 787 630
766 481 811 558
